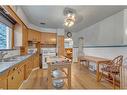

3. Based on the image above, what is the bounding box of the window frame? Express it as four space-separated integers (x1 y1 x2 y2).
0 22 14 49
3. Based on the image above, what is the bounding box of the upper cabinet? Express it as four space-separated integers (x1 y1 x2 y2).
41 32 57 45
22 25 28 46
58 36 64 56
28 29 41 42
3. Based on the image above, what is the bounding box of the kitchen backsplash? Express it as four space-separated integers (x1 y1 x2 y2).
0 49 20 59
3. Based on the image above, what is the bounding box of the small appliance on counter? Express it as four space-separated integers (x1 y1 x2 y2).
27 48 37 54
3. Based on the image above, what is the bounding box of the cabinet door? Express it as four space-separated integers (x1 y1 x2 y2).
8 71 19 89
37 32 41 42
24 57 33 80
22 26 28 54
34 54 39 68
0 71 8 89
22 26 28 46
58 36 64 56
34 31 37 41
52 33 57 44
41 32 45 44
0 79 7 89
43 32 47 44
25 61 32 79
18 65 24 85
48 33 51 44
28 29 33 41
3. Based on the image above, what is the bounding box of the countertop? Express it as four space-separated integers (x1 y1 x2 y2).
0 54 34 75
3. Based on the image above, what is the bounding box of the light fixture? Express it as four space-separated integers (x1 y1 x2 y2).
63 8 76 27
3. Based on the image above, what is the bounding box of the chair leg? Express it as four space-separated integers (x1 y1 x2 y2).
80 61 82 69
112 75 115 89
99 71 103 82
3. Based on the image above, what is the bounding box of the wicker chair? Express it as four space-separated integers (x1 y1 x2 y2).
99 55 123 89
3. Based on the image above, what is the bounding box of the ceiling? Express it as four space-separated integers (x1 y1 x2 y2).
21 6 127 32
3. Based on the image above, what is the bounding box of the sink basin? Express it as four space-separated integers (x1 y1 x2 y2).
0 57 21 62
0 59 18 62
0 55 28 63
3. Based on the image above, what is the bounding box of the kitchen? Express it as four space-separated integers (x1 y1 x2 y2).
0 5 127 90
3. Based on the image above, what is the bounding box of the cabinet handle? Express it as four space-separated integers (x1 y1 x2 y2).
11 76 14 80
13 68 15 71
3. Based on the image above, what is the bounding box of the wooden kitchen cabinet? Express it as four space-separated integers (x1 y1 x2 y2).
28 29 41 42
24 57 33 80
14 24 28 55
8 69 20 89
18 65 25 85
48 33 57 44
41 32 45 44
0 54 37 89
0 79 7 89
58 36 64 56
37 32 41 42
22 25 28 55
41 32 57 45
0 71 8 89
28 29 34 41
8 64 25 89
33 54 39 68
22 25 28 46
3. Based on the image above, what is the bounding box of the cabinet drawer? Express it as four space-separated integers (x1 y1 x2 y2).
8 66 18 75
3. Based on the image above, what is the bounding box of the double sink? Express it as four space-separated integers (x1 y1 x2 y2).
0 55 28 62
0 55 31 73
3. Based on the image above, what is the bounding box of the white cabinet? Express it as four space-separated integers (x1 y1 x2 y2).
14 23 23 46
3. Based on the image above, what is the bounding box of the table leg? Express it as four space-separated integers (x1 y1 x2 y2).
68 65 71 89
96 63 100 82
48 65 52 89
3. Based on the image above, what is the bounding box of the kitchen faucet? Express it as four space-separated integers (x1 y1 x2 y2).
0 51 8 60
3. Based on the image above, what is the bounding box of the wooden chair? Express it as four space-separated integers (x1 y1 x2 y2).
99 55 123 89
78 56 89 69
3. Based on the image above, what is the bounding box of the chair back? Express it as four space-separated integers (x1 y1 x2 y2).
112 55 123 70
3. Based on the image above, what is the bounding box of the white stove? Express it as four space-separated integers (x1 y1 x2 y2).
41 48 56 69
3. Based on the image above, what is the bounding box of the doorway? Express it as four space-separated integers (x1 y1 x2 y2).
64 38 73 60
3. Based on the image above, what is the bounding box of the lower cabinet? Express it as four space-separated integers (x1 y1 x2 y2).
0 79 7 89
8 65 25 89
18 65 24 85
33 54 39 68
0 54 39 89
24 57 33 80
8 70 20 89
0 71 8 89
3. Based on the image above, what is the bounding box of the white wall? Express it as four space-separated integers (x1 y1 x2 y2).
123 9 127 44
73 47 127 62
72 9 127 63
72 10 124 47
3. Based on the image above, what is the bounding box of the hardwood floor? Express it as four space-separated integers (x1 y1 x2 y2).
19 63 115 89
